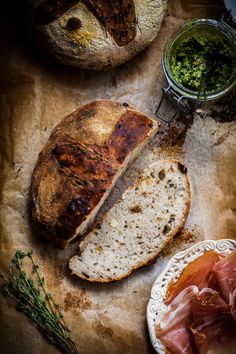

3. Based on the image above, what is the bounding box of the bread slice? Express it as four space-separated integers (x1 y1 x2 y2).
69 160 191 282
30 100 159 249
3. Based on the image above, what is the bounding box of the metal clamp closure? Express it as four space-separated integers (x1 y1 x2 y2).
221 10 236 32
155 86 190 125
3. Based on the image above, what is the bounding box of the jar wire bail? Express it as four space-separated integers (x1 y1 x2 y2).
155 86 190 125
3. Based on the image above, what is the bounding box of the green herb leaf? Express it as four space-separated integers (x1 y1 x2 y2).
27 250 33 257
15 250 26 259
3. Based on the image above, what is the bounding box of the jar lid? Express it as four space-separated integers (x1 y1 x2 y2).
224 0 236 21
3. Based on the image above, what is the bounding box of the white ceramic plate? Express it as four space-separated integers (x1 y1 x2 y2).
147 239 236 354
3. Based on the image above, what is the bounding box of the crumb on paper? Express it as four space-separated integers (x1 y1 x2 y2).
64 290 92 314
161 226 204 258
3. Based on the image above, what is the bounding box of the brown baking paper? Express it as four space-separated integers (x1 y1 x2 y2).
1 1 236 353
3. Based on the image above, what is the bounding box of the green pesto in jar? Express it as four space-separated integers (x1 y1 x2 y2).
169 30 235 92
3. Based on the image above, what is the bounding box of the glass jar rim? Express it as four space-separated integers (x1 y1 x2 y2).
163 19 236 101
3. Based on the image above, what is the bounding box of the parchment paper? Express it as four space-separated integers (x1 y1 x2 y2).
1 1 236 353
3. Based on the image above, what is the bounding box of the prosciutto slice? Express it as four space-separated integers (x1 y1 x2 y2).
190 288 231 354
213 250 236 320
155 286 199 354
230 287 236 322
165 251 221 304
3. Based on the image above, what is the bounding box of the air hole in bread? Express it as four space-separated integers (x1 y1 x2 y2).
158 169 166 180
163 225 171 234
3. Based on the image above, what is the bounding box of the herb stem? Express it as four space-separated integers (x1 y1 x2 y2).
0 250 79 354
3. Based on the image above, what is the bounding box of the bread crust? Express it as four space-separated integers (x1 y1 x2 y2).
34 0 137 46
26 0 167 69
30 100 159 249
69 160 191 282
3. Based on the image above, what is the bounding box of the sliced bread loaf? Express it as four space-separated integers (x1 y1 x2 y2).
30 100 159 249
69 160 191 282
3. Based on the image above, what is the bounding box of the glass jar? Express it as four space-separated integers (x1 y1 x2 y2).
156 18 236 124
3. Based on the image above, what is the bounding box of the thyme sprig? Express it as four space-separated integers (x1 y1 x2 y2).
0 250 79 354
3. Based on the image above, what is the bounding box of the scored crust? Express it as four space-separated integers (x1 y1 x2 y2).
69 160 191 282
25 0 167 69
30 100 159 249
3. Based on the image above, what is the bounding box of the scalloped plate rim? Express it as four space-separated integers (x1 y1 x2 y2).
146 238 236 353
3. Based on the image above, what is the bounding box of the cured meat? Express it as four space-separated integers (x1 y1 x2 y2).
156 250 236 354
190 288 231 354
213 250 236 310
165 251 221 304
230 287 236 322
191 288 230 320
155 286 199 354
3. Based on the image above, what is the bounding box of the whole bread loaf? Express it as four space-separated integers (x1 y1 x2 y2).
25 0 167 69
30 100 159 249
69 160 191 282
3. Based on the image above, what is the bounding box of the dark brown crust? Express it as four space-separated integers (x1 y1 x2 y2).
82 0 136 46
30 101 158 249
34 0 136 46
34 0 79 26
53 111 153 244
70 160 191 282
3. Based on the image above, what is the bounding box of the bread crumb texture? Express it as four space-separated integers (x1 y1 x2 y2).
69 160 190 282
